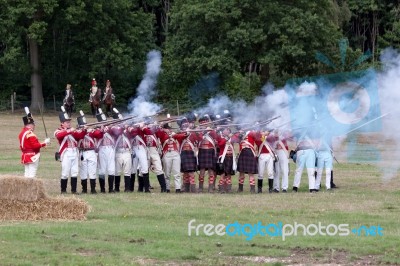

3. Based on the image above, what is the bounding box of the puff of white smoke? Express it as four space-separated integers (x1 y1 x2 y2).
193 83 290 127
377 48 400 180
128 50 162 118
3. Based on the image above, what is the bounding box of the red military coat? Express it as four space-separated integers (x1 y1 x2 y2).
19 127 46 164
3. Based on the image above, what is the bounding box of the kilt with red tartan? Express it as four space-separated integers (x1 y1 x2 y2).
237 148 258 174
180 150 197 172
198 148 216 170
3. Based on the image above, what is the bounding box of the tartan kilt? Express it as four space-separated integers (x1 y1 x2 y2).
237 148 258 174
180 150 197 173
198 148 216 170
221 155 234 174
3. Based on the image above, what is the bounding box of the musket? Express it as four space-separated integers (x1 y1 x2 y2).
344 113 389 135
276 119 296 129
157 116 180 123
187 128 214 133
78 115 137 128
196 118 229 127
216 122 253 128
237 115 282 132
175 128 214 134
145 108 167 118
36 104 48 138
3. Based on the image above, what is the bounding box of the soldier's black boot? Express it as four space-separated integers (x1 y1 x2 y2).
257 179 263 193
198 182 204 193
157 174 167 192
124 176 131 192
268 179 274 193
71 177 79 194
237 184 244 193
130 174 135 192
143 173 151 193
90 179 97 194
208 183 215 193
114 176 120 192
61 179 68 194
108 175 115 193
190 184 197 193
185 183 191 193
331 170 337 188
138 175 144 192
81 179 88 194
99 175 106 193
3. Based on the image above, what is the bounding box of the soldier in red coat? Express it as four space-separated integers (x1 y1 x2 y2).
142 120 167 193
197 114 220 193
177 117 201 193
76 111 103 193
18 107 50 178
216 127 238 193
156 123 187 193
54 107 86 194
236 130 260 193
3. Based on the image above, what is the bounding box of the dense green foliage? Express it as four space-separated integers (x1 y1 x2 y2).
0 0 399 110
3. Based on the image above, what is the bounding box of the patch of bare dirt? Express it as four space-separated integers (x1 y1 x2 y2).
227 245 392 265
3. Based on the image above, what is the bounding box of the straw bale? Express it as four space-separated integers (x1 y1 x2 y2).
0 197 90 221
0 175 90 221
0 175 46 202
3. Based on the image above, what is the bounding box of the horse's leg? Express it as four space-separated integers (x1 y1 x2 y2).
91 103 95 117
106 103 111 117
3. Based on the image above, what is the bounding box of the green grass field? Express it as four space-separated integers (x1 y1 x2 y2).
0 111 399 265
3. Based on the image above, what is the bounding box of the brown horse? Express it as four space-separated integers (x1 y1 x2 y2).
90 88 102 117
63 89 75 117
103 88 114 117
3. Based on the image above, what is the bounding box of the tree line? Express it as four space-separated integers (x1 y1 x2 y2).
0 0 399 112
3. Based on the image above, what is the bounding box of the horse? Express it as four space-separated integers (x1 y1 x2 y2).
63 89 75 117
90 88 102 117
103 88 114 117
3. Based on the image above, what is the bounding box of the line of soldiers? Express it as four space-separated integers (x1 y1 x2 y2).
53 108 337 194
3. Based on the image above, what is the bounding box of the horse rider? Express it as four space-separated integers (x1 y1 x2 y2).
63 84 74 105
102 80 115 102
89 78 98 103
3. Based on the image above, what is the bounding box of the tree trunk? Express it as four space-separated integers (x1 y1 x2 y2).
260 63 270 84
29 37 44 111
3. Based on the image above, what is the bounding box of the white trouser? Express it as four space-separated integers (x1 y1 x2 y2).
274 149 289 190
148 147 164 175
79 150 97 180
24 160 40 178
61 148 79 179
115 150 132 176
162 151 181 190
98 145 115 176
132 145 149 175
293 149 316 189
315 150 333 189
258 153 274 180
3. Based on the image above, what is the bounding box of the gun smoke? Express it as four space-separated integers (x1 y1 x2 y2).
128 50 162 118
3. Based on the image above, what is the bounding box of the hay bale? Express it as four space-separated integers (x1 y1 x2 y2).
0 175 47 202
0 175 90 221
0 197 90 221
